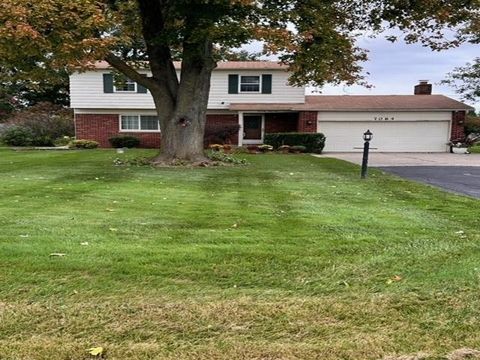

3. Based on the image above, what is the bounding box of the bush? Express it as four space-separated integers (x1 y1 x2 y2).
5 102 74 146
204 123 240 147
290 145 307 153
54 136 74 146
68 139 99 149
1 126 34 146
206 150 247 165
108 135 140 148
264 133 326 153
465 115 480 135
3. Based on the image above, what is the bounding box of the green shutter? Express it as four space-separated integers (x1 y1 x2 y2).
262 74 272 94
228 74 239 94
137 74 148 93
103 73 114 93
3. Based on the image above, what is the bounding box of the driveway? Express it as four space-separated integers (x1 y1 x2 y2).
318 153 480 198
321 152 480 167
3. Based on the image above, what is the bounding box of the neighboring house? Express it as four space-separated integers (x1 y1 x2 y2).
70 61 473 152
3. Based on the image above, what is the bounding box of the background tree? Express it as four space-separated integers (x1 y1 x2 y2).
0 0 478 162
442 58 480 103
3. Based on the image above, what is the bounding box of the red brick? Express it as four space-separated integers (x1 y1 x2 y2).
75 113 239 148
265 113 298 133
451 111 466 140
297 111 317 133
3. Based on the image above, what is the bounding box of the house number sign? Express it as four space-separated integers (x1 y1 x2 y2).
373 116 395 121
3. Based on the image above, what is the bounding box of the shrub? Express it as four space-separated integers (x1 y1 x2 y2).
290 145 307 153
465 115 480 135
108 135 140 148
54 136 74 146
204 123 240 147
208 144 224 151
264 133 326 153
1 126 34 146
6 103 74 146
206 150 247 165
68 139 99 149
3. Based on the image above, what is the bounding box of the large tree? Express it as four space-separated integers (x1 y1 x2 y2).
0 1 478 162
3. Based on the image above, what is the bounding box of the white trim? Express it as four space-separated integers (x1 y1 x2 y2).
239 75 261 94
118 114 161 132
114 78 137 93
241 113 265 144
238 112 243 146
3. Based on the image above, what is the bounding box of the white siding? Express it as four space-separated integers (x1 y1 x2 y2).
70 69 305 110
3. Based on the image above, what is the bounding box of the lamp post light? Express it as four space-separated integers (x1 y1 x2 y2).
361 130 373 179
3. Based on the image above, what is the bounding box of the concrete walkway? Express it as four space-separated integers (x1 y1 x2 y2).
318 152 480 167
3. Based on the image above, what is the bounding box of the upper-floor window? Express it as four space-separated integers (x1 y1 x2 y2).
114 76 137 92
120 115 160 132
240 76 260 92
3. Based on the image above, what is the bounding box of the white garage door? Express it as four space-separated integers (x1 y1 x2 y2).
318 112 451 152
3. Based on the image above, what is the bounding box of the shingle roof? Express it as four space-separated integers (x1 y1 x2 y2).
92 61 286 70
303 95 474 111
229 95 473 111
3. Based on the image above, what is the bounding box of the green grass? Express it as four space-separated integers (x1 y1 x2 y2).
469 145 480 153
0 149 479 359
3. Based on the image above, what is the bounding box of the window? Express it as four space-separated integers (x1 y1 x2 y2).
114 76 136 92
120 115 160 132
240 76 260 92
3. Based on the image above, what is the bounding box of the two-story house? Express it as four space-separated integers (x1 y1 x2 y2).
70 61 473 152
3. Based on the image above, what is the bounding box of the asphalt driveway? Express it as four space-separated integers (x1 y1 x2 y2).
318 153 480 198
379 166 480 198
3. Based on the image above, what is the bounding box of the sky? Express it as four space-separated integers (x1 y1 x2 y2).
247 35 479 111
316 36 479 111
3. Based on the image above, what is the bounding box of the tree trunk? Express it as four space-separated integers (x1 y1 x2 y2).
150 44 215 164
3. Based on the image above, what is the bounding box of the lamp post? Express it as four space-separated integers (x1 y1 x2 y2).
361 130 373 179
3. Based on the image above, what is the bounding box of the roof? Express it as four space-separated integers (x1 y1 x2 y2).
92 60 287 70
229 95 474 111
303 95 474 111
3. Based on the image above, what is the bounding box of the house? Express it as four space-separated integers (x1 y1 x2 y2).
70 61 473 152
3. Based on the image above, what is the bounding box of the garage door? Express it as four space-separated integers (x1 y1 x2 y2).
319 121 450 152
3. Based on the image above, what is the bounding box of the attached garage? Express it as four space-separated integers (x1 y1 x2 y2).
318 111 451 152
301 92 473 153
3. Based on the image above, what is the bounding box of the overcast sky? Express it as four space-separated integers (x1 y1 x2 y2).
316 36 479 111
248 35 479 111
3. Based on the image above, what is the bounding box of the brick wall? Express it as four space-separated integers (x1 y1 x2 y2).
451 111 466 140
206 114 239 145
265 113 298 133
75 113 239 148
75 114 161 148
297 111 318 133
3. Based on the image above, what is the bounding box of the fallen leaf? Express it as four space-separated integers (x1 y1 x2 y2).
88 346 104 356
105 208 115 212
49 253 66 257
80 242 89 246
109 228 118 232
232 223 238 228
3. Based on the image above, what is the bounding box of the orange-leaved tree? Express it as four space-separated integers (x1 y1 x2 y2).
0 0 478 162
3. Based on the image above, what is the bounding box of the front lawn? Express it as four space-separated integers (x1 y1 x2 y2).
0 149 479 359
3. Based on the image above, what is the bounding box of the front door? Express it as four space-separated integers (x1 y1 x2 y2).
243 115 263 143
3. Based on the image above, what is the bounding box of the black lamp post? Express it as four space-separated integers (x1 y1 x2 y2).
361 130 373 179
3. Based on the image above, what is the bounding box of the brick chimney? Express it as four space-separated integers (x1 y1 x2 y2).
414 80 432 95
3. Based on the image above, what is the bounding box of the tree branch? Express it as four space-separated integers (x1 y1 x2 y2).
104 53 157 90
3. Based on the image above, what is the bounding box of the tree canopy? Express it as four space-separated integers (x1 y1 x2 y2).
1 1 478 87
0 0 478 160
